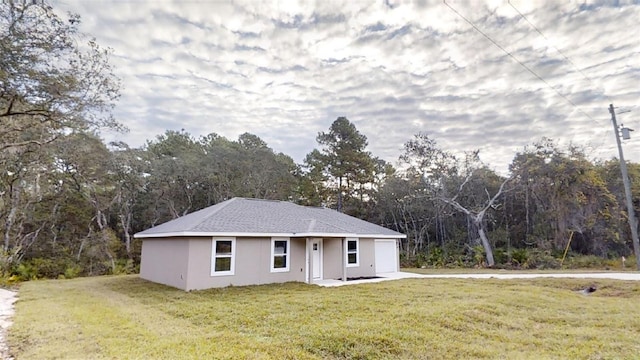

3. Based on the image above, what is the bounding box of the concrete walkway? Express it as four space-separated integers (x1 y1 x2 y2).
315 271 426 287
315 271 640 287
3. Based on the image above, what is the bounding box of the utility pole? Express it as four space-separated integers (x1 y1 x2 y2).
609 104 640 270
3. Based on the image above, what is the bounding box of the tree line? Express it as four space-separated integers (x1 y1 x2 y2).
2 2 638 278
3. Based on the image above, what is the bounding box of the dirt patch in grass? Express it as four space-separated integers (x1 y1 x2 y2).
508 277 640 298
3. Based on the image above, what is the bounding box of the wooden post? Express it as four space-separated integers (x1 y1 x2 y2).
560 231 574 268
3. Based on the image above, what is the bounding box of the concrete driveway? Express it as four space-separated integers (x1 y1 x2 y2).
316 271 640 287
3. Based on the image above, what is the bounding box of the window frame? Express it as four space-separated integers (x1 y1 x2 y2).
346 238 359 267
211 238 236 276
270 237 290 273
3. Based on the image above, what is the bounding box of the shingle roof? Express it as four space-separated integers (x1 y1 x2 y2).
134 197 405 239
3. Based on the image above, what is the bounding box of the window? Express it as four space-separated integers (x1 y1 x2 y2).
211 238 235 276
346 238 359 267
271 238 290 272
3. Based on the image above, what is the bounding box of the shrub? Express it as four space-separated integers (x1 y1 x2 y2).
112 259 137 275
63 264 83 279
510 248 529 267
493 248 508 265
472 245 485 267
427 247 444 267
14 262 39 281
563 254 626 269
526 250 560 269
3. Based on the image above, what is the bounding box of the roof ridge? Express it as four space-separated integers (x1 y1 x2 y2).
237 197 283 203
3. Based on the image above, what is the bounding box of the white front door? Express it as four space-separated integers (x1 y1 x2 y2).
312 239 322 279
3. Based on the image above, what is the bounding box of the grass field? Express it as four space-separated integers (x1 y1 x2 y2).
404 267 636 274
9 275 640 359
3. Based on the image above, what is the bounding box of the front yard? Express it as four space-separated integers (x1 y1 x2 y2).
9 275 640 359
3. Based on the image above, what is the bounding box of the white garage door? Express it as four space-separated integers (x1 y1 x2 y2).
375 240 398 273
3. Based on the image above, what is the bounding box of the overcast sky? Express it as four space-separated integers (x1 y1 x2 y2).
52 0 640 174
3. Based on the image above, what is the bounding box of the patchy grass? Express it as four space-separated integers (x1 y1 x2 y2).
9 275 640 359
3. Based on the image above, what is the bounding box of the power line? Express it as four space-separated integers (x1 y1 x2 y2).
488 1 632 161
442 0 603 126
507 0 613 105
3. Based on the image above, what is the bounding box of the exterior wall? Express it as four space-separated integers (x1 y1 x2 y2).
141 235 400 290
140 238 191 290
322 238 343 280
186 237 306 290
347 238 376 278
321 237 377 280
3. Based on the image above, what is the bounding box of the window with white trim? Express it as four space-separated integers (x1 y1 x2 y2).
211 238 235 276
271 238 290 272
346 238 359 267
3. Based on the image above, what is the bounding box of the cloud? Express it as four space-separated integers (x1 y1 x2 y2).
50 0 640 174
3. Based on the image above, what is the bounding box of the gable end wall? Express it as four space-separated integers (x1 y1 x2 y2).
140 238 190 290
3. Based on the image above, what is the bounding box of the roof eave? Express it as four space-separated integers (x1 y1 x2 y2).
134 231 407 239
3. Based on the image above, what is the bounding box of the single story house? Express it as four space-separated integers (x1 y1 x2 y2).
134 197 406 290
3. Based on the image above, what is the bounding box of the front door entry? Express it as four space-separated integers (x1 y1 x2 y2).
312 239 322 279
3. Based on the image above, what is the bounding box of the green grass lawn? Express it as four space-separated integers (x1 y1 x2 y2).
9 275 640 359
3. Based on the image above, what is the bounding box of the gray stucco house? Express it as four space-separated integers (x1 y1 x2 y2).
134 197 406 290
